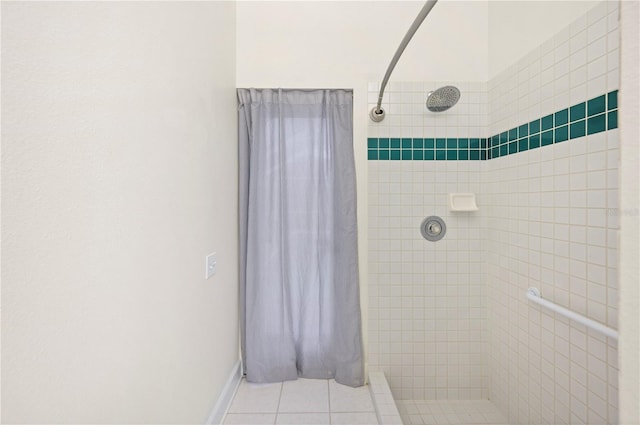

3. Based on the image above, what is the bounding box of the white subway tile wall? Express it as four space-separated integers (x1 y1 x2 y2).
488 0 619 137
366 1 619 423
486 2 619 424
367 79 491 400
367 159 488 401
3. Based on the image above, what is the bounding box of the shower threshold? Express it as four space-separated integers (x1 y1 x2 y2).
368 372 510 425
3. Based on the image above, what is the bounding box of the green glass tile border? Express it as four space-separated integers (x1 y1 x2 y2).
367 137 487 161
367 90 618 161
485 89 618 160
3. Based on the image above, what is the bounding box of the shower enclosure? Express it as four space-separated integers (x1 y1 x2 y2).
366 1 620 424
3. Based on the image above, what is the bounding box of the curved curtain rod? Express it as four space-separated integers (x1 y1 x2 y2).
370 0 439 122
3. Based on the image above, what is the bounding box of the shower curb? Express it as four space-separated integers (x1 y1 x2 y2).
368 372 404 425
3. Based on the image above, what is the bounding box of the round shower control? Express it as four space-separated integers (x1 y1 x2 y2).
420 216 446 242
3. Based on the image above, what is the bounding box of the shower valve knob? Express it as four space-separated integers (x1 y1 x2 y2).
420 216 446 242
428 222 441 234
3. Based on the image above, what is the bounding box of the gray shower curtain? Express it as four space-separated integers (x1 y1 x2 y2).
237 88 364 387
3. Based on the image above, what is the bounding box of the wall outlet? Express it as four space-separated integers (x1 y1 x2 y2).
206 252 217 279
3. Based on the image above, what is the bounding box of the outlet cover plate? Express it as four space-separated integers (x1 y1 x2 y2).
206 252 217 279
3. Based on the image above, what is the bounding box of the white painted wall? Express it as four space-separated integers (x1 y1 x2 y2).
489 1 600 78
237 1 489 87
618 1 640 423
1 2 238 423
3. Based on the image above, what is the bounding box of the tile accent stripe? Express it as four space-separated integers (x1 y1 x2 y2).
367 137 488 161
368 90 618 161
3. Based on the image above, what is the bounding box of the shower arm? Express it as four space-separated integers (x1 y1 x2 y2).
370 0 438 122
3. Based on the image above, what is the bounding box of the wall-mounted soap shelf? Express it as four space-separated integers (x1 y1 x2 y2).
448 193 478 212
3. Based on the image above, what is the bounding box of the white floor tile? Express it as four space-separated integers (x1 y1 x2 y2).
379 401 401 415
471 413 489 422
277 378 329 413
399 400 420 415
228 381 282 414
483 411 509 423
420 413 437 425
431 413 450 425
329 380 375 412
381 414 404 425
456 412 477 423
275 413 331 424
396 400 510 425
415 402 432 415
223 413 276 425
406 413 426 424
445 412 460 424
331 412 379 424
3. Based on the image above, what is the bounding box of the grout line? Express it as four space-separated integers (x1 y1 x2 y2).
274 381 284 424
328 379 333 425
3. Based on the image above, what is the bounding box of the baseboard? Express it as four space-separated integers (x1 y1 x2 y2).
206 359 242 425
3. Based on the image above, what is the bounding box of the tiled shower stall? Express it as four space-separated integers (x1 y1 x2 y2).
366 2 620 424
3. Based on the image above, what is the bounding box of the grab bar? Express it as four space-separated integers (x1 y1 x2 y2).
526 287 618 340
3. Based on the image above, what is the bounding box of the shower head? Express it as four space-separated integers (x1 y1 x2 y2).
426 85 460 112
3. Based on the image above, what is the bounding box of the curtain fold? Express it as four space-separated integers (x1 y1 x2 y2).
237 88 363 387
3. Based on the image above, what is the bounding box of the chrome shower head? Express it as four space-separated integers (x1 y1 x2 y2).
426 85 460 112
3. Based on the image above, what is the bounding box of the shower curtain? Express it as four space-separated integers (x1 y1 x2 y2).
237 88 364 387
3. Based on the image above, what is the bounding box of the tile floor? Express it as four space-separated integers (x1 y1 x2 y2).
396 400 509 425
223 378 378 425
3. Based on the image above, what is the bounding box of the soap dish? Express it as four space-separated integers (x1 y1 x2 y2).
448 193 478 212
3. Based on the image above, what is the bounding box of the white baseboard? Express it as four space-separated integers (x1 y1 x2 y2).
206 360 242 425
